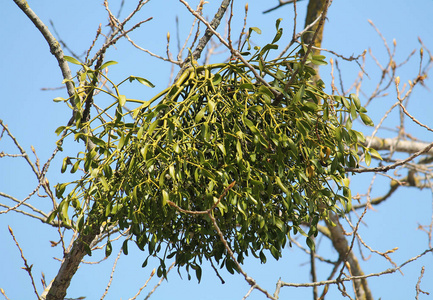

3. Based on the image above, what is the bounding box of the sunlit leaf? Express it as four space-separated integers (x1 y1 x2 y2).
360 113 374 126
63 55 82 65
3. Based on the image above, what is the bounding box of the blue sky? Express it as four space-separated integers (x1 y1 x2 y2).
1 0 433 299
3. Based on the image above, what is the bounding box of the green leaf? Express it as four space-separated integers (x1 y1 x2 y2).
275 18 282 30
55 183 67 198
275 176 289 194
130 76 155 88
147 119 159 137
195 265 202 283
207 99 216 114
71 161 79 173
259 251 267 264
350 103 357 120
53 97 67 102
303 101 317 112
61 201 69 223
350 93 361 110
195 106 207 123
119 95 126 107
61 158 68 173
239 83 254 90
162 190 169 206
100 176 110 191
212 73 222 85
122 240 129 255
312 55 326 61
242 116 259 134
99 60 118 70
258 85 274 99
341 97 350 109
369 148 382 160
365 151 371 166
306 237 315 251
360 113 374 126
293 85 304 103
249 105 263 112
272 28 283 44
118 133 126 149
105 240 113 257
55 126 66 136
249 27 262 35
142 257 149 268
84 243 92 256
63 55 82 65
296 120 307 137
46 210 57 224
76 214 84 231
137 126 144 139
310 59 327 66
270 245 280 260
217 143 226 156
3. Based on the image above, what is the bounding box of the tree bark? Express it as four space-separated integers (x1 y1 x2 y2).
304 1 372 298
365 136 433 156
303 0 328 84
325 214 373 300
303 0 327 56
44 226 100 300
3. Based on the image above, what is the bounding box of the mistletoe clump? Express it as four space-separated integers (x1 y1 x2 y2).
54 22 376 279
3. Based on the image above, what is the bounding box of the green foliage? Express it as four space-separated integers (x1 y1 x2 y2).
53 22 376 280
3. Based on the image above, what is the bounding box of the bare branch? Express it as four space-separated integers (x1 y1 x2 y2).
129 268 156 300
12 0 74 99
100 248 123 300
0 288 11 300
8 226 40 299
263 0 304 14
45 223 101 300
365 136 433 156
144 263 175 300
279 248 433 288
179 0 280 99
347 142 433 173
174 0 232 83
415 266 429 299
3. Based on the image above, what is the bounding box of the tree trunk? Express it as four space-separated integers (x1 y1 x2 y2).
44 226 100 300
304 1 372 298
303 0 327 56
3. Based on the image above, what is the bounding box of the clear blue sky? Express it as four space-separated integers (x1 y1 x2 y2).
1 0 433 299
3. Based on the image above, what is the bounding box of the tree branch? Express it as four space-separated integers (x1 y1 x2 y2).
278 247 433 288
12 0 75 100
263 0 304 14
325 213 373 299
174 0 231 83
347 141 433 173
44 224 100 300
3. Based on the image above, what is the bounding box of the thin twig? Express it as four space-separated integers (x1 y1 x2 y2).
263 0 303 14
8 226 40 299
179 0 280 98
144 262 175 300
280 247 433 288
12 0 74 98
129 268 156 300
277 0 332 106
277 6 325 60
0 288 10 300
100 247 123 300
346 142 433 173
